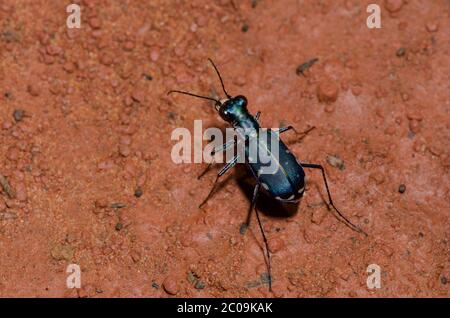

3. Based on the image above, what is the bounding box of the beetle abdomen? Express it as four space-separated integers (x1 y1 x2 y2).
247 131 305 203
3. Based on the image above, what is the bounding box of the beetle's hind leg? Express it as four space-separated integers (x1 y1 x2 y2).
272 125 316 143
255 205 273 292
240 183 273 292
302 163 368 236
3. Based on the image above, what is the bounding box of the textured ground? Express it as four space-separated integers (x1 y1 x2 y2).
0 0 449 297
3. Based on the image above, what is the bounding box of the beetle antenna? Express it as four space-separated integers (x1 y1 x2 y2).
208 58 231 99
168 90 221 105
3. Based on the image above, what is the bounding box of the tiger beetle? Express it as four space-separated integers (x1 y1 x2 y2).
168 59 367 292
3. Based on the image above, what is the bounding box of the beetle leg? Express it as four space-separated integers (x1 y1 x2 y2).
240 184 273 291
301 163 368 236
240 183 260 235
198 138 236 180
255 208 273 291
254 111 261 122
274 125 315 135
199 155 240 208
272 126 316 144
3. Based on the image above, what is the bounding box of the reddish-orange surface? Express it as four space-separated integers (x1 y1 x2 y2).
0 0 449 297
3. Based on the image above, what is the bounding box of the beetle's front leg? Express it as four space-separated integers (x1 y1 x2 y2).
199 155 240 208
254 111 261 122
198 138 237 180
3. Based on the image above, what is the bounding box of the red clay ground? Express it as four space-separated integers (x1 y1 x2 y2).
0 0 448 297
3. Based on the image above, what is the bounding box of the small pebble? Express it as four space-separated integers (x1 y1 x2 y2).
268 237 284 253
15 183 27 201
163 276 179 295
115 223 123 231
327 155 345 170
4 91 12 99
351 86 362 96
441 276 447 285
123 41 135 51
369 172 385 185
384 125 396 135
13 109 25 122
409 119 421 134
0 211 17 221
324 104 335 113
89 17 102 29
311 208 327 225
63 62 76 73
130 250 141 263
27 84 40 96
396 48 406 57
406 111 423 121
317 81 339 103
119 145 131 157
195 280 205 289
134 187 143 198
0 175 15 199
398 184 406 193
131 90 145 103
241 24 249 33
385 0 403 13
100 52 113 66
426 21 439 33
413 139 426 153
46 44 62 56
150 49 160 62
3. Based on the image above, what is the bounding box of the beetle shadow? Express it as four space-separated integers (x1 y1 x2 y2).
234 166 300 219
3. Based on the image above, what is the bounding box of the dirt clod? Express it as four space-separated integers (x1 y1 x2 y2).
51 244 74 261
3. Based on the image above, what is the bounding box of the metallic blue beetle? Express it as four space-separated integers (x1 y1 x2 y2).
169 59 366 291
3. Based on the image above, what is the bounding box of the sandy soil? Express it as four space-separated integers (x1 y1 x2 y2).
0 0 449 297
